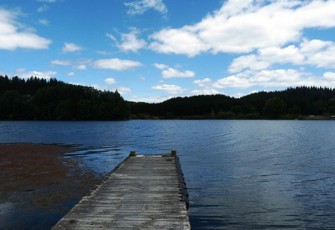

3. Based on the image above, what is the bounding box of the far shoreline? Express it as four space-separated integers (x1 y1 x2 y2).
1 114 335 122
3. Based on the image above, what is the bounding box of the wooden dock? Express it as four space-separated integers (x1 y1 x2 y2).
53 151 190 229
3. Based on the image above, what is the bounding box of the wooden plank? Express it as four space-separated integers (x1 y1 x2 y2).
53 151 190 229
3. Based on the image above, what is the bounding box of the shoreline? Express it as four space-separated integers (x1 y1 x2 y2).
0 142 74 154
0 143 102 229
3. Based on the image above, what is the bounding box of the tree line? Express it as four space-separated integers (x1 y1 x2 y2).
2 75 335 120
129 87 335 119
0 75 129 120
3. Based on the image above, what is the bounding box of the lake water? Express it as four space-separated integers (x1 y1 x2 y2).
1 120 335 229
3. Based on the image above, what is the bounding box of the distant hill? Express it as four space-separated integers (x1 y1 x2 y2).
129 87 335 119
0 75 129 120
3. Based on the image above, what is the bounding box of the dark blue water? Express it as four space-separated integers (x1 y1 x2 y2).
1 120 335 229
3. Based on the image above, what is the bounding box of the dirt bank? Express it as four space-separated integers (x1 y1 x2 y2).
0 143 102 229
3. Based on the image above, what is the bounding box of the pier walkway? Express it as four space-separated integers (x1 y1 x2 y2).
53 151 190 229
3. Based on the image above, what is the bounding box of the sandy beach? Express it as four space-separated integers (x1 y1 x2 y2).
0 143 102 229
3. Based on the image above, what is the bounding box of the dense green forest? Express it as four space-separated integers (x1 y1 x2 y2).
0 75 129 120
130 87 335 119
1 75 335 120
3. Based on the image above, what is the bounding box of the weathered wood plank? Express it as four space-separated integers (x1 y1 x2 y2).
53 151 190 229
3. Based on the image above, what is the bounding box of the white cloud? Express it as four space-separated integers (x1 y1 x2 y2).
307 72 335 87
52 60 88 70
37 5 48 13
162 68 195 79
193 78 220 95
258 45 305 66
125 0 167 15
323 72 335 87
191 69 327 92
67 72 75 76
76 64 87 70
150 28 208 57
154 63 195 79
229 39 335 73
62 42 83 53
128 95 172 103
104 77 116 85
323 72 335 82
109 29 147 52
300 39 332 54
152 84 184 94
301 39 335 68
215 74 251 89
18 70 57 79
94 58 142 71
70 82 130 95
116 86 132 94
153 63 168 70
50 59 71 66
229 55 271 73
0 8 51 50
37 0 56 12
215 69 303 89
214 69 335 90
38 19 49 25
192 88 220 95
149 0 335 56
193 78 213 88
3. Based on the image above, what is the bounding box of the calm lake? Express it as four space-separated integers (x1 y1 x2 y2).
1 120 335 229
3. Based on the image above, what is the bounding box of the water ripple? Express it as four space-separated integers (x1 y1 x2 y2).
1 120 335 229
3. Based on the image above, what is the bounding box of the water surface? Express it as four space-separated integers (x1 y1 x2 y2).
1 120 335 229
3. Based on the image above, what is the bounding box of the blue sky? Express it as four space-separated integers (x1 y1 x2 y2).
1 0 335 102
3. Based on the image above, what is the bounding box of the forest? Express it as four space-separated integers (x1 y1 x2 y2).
1 75 335 120
0 75 129 120
130 87 335 119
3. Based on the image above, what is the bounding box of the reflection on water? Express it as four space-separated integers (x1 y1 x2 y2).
1 120 335 229
181 121 335 229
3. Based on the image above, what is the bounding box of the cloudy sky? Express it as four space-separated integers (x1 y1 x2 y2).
1 0 335 102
